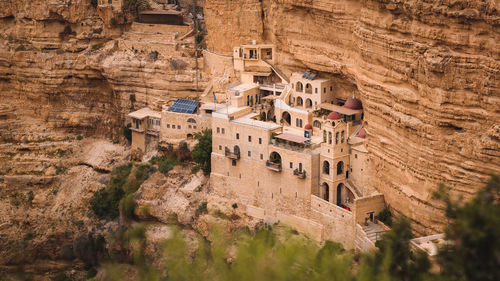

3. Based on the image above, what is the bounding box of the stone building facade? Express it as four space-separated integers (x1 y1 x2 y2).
129 43 389 250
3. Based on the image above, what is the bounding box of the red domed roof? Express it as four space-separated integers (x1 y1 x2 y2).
344 98 362 110
304 124 313 130
327 112 342 120
357 128 366 138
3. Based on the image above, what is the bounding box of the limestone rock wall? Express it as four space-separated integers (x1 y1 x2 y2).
204 0 500 234
0 0 207 137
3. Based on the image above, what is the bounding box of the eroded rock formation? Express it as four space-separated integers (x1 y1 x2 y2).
205 0 500 234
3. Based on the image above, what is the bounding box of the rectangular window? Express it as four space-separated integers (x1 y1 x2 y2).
188 125 192 129
259 138 262 144
222 128 225 134
193 126 197 129
330 86 333 91
323 88 326 93
248 136 252 142
248 151 251 157
217 127 220 134
355 154 358 159
178 125 181 129
219 145 222 150
167 124 170 128
289 162 293 169
236 133 239 139
260 154 263 160
172 125 176 129
315 88 318 93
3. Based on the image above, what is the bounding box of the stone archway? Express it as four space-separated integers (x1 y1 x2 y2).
282 111 291 126
322 182 330 202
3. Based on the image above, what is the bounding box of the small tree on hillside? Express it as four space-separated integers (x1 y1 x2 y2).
191 129 212 175
356 218 432 281
433 174 500 281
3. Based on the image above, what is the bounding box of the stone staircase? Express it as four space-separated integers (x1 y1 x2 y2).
362 222 386 243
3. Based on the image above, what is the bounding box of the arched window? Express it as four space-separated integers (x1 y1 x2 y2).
296 82 303 92
313 120 321 129
299 119 303 128
305 83 312 94
323 131 327 142
323 161 330 174
296 96 303 106
328 132 332 144
187 118 196 123
233 145 240 155
337 161 344 175
341 130 345 143
335 132 339 144
299 163 303 172
305 98 312 108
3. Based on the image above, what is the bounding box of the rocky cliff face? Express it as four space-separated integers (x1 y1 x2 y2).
205 0 500 234
0 0 206 138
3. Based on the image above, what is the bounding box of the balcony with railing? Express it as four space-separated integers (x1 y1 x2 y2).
266 160 282 172
293 169 306 179
225 149 240 160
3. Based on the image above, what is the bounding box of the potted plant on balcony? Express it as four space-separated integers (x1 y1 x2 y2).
225 147 230 154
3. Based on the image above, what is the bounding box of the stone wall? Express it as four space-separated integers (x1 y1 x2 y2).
354 193 385 225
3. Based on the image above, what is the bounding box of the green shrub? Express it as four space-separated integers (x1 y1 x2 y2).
196 202 207 216
76 135 83 140
123 123 132 142
90 186 124 219
86 267 97 279
120 193 136 220
158 157 180 175
91 43 103 51
191 165 201 174
232 203 238 209
191 130 212 175
90 163 150 219
375 209 392 226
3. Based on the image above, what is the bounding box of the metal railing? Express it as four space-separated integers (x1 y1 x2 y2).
225 150 240 160
266 160 282 172
293 169 306 179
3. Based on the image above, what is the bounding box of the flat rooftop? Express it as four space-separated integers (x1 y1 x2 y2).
282 126 323 145
229 83 259 92
128 107 161 119
232 113 281 130
291 72 329 82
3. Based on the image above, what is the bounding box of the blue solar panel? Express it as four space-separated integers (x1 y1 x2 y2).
168 99 199 114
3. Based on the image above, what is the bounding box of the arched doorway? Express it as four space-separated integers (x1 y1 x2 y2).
336 183 343 205
269 151 282 164
322 182 329 202
296 97 303 107
305 98 312 108
336 183 355 206
323 160 330 175
282 111 291 126
337 161 344 175
233 145 240 155
305 83 312 94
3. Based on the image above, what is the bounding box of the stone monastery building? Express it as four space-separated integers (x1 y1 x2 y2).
129 43 390 250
